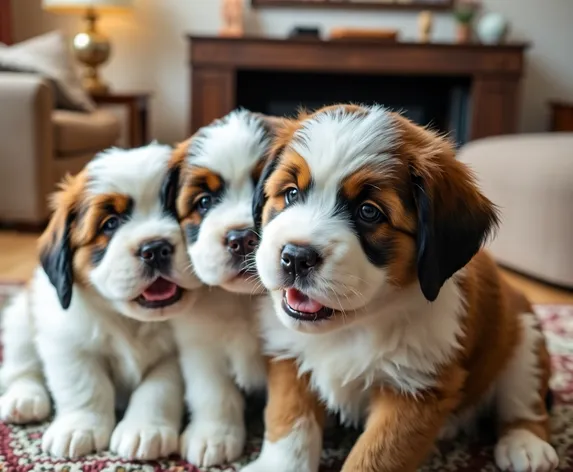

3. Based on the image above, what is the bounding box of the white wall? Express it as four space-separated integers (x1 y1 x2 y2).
12 0 573 144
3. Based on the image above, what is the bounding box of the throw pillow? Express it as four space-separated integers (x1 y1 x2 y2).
0 30 95 112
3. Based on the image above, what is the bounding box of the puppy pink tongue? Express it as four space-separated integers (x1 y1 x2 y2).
142 278 177 302
286 288 323 314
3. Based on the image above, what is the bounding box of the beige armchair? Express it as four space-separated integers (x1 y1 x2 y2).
0 73 120 226
459 133 573 289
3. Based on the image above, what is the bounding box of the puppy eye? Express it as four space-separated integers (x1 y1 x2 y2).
197 194 213 215
101 215 121 235
358 204 383 223
284 187 299 206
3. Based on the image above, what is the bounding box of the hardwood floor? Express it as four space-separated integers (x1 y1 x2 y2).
0 231 38 281
0 231 571 304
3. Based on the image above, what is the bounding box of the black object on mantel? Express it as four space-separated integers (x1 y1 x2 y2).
288 26 321 40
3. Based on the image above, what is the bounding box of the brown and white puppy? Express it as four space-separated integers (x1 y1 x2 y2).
242 105 558 472
165 110 282 467
0 144 201 460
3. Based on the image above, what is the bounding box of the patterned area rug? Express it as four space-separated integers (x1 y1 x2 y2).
1 282 572 471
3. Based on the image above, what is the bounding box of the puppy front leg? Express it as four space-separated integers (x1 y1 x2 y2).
110 355 183 460
40 351 115 458
342 369 465 472
180 345 246 467
0 292 50 424
242 358 325 472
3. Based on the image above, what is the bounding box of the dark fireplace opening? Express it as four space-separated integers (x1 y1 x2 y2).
236 70 472 146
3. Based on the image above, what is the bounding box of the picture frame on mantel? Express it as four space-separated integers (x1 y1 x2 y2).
251 0 454 11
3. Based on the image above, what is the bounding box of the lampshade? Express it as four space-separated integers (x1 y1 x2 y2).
43 0 133 14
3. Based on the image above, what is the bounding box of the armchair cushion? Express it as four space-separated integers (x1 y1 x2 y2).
52 109 120 156
0 30 95 112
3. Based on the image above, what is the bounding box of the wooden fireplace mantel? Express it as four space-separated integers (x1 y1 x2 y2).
188 35 528 140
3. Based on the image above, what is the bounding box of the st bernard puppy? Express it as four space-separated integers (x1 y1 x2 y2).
0 144 201 460
166 110 279 466
243 105 558 472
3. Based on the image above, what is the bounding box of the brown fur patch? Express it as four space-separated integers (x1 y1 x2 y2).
176 165 224 221
342 366 466 472
264 358 325 443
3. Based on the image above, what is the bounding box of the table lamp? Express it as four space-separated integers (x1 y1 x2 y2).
43 0 133 95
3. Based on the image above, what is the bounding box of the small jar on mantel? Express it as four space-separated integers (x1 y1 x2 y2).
220 0 245 38
453 0 481 43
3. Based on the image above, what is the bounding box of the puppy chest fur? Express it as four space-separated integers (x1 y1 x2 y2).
31 268 175 407
260 276 466 425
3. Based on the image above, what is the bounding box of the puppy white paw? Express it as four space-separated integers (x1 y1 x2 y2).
110 420 178 460
0 383 51 424
495 429 559 472
42 412 113 458
181 420 245 467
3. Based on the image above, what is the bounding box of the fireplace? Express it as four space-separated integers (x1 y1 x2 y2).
188 36 527 143
237 70 471 146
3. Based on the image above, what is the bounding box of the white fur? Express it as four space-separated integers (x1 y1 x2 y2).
184 109 270 293
495 429 559 472
496 312 547 424
492 313 558 471
259 279 465 426
171 288 266 467
189 109 271 183
174 111 269 466
242 416 322 472
292 104 398 190
0 145 200 460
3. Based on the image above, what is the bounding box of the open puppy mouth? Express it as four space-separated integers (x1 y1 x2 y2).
282 288 335 322
135 277 183 309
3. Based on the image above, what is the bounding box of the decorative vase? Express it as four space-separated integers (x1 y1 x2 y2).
220 0 244 37
456 23 472 43
477 12 509 44
418 10 433 43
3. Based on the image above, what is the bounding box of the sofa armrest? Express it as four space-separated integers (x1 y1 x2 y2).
0 73 54 224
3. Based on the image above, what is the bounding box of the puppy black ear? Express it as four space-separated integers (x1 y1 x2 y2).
39 205 76 310
161 163 181 219
392 112 499 302
253 151 280 230
410 155 499 302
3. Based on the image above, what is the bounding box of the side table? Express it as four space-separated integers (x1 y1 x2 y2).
549 101 573 132
91 91 151 148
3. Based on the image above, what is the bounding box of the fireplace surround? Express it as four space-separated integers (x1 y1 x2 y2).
187 36 527 144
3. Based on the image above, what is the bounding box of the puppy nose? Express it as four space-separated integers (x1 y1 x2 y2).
138 239 174 268
280 244 321 278
226 229 259 257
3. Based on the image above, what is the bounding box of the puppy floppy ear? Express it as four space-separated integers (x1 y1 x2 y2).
38 174 83 309
393 114 499 301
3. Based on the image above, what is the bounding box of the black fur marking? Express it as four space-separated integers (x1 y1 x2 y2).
253 151 281 230
161 165 181 219
411 170 498 302
40 211 75 310
185 223 200 244
334 190 392 268
91 247 106 266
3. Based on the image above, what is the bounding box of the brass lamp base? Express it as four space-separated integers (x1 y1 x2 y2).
73 8 111 95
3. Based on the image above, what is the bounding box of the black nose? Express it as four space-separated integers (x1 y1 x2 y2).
138 239 174 269
280 244 321 279
226 229 259 257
